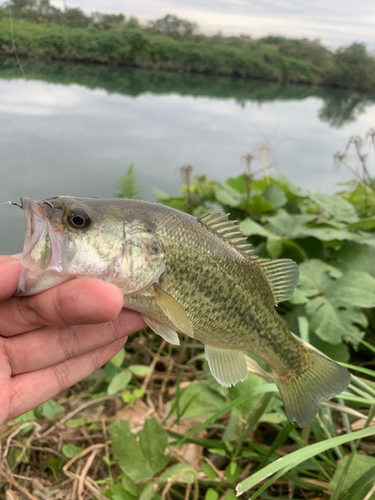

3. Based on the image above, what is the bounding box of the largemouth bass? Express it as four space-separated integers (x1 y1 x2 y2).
15 196 351 427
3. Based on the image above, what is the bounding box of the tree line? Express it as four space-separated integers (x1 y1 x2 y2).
1 0 375 91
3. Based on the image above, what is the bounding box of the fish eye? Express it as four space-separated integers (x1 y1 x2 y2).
66 209 91 230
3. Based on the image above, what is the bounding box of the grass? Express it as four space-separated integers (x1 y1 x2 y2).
0 322 374 499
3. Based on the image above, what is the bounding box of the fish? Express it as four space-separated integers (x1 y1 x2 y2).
15 196 351 427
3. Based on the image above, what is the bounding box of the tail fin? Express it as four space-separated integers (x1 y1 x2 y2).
273 348 351 428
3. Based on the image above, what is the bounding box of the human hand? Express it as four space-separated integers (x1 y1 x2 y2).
0 255 146 426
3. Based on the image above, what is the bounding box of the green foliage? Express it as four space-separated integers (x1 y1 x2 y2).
61 443 84 458
115 164 142 199
148 14 197 38
155 172 375 358
325 43 375 91
1 15 375 89
110 418 169 482
330 454 375 495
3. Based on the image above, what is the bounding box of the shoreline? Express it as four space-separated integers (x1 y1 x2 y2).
1 19 374 92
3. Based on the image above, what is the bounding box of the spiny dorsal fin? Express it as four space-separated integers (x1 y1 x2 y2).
198 209 255 257
258 258 299 306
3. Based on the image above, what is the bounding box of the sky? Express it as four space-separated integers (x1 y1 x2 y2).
52 0 375 49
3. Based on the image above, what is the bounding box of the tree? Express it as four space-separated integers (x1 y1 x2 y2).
148 14 197 38
328 43 375 90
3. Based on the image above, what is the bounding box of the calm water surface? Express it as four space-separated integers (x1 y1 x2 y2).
1 60 375 254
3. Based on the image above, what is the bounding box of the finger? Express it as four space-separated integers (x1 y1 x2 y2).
5 308 146 375
0 279 125 336
0 257 22 301
6 338 128 422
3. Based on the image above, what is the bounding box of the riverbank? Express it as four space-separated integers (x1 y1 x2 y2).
1 18 375 91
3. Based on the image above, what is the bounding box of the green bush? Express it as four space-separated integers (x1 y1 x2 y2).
1 18 375 89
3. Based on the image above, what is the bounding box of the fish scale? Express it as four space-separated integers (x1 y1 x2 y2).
16 196 351 427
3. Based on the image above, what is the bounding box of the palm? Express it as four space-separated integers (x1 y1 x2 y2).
0 256 145 425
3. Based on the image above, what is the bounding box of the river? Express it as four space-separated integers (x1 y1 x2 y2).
1 59 374 254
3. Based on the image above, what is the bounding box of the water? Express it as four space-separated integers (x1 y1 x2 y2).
1 59 375 254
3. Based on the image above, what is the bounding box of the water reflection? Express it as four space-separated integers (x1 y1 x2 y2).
1 59 374 255
1 59 374 128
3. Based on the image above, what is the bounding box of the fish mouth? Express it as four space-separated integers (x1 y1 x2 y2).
16 197 67 296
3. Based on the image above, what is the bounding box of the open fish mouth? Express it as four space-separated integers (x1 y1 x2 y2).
16 197 67 296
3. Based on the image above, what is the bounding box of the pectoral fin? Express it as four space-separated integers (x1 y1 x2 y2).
205 345 248 387
142 315 180 345
154 285 193 338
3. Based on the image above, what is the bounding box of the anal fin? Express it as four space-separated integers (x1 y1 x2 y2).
205 345 248 387
142 314 180 346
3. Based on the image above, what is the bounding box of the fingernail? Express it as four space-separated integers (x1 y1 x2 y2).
11 253 23 261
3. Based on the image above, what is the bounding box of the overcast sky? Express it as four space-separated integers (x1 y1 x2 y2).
52 0 375 49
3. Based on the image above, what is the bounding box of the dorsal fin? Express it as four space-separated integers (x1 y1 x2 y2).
258 258 299 306
197 209 255 257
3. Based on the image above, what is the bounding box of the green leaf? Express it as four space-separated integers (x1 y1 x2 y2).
224 492 237 500
341 465 375 500
240 218 269 237
348 215 375 230
110 420 154 481
65 417 86 428
306 294 366 345
139 483 158 500
158 464 198 484
225 461 241 482
330 454 375 492
208 448 227 456
214 182 244 206
201 462 217 480
41 400 62 421
333 241 375 278
110 347 125 368
115 164 142 199
178 384 277 445
273 175 307 198
226 175 248 194
263 183 287 208
309 193 358 222
121 476 138 496
236 426 375 495
291 259 341 304
169 381 226 419
61 444 84 459
227 374 264 415
327 271 375 309
129 365 153 377
267 212 317 237
139 417 169 474
105 360 118 382
297 226 361 242
292 261 370 345
245 195 275 215
266 234 283 258
104 484 137 500
310 334 350 362
205 488 219 500
107 369 132 396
